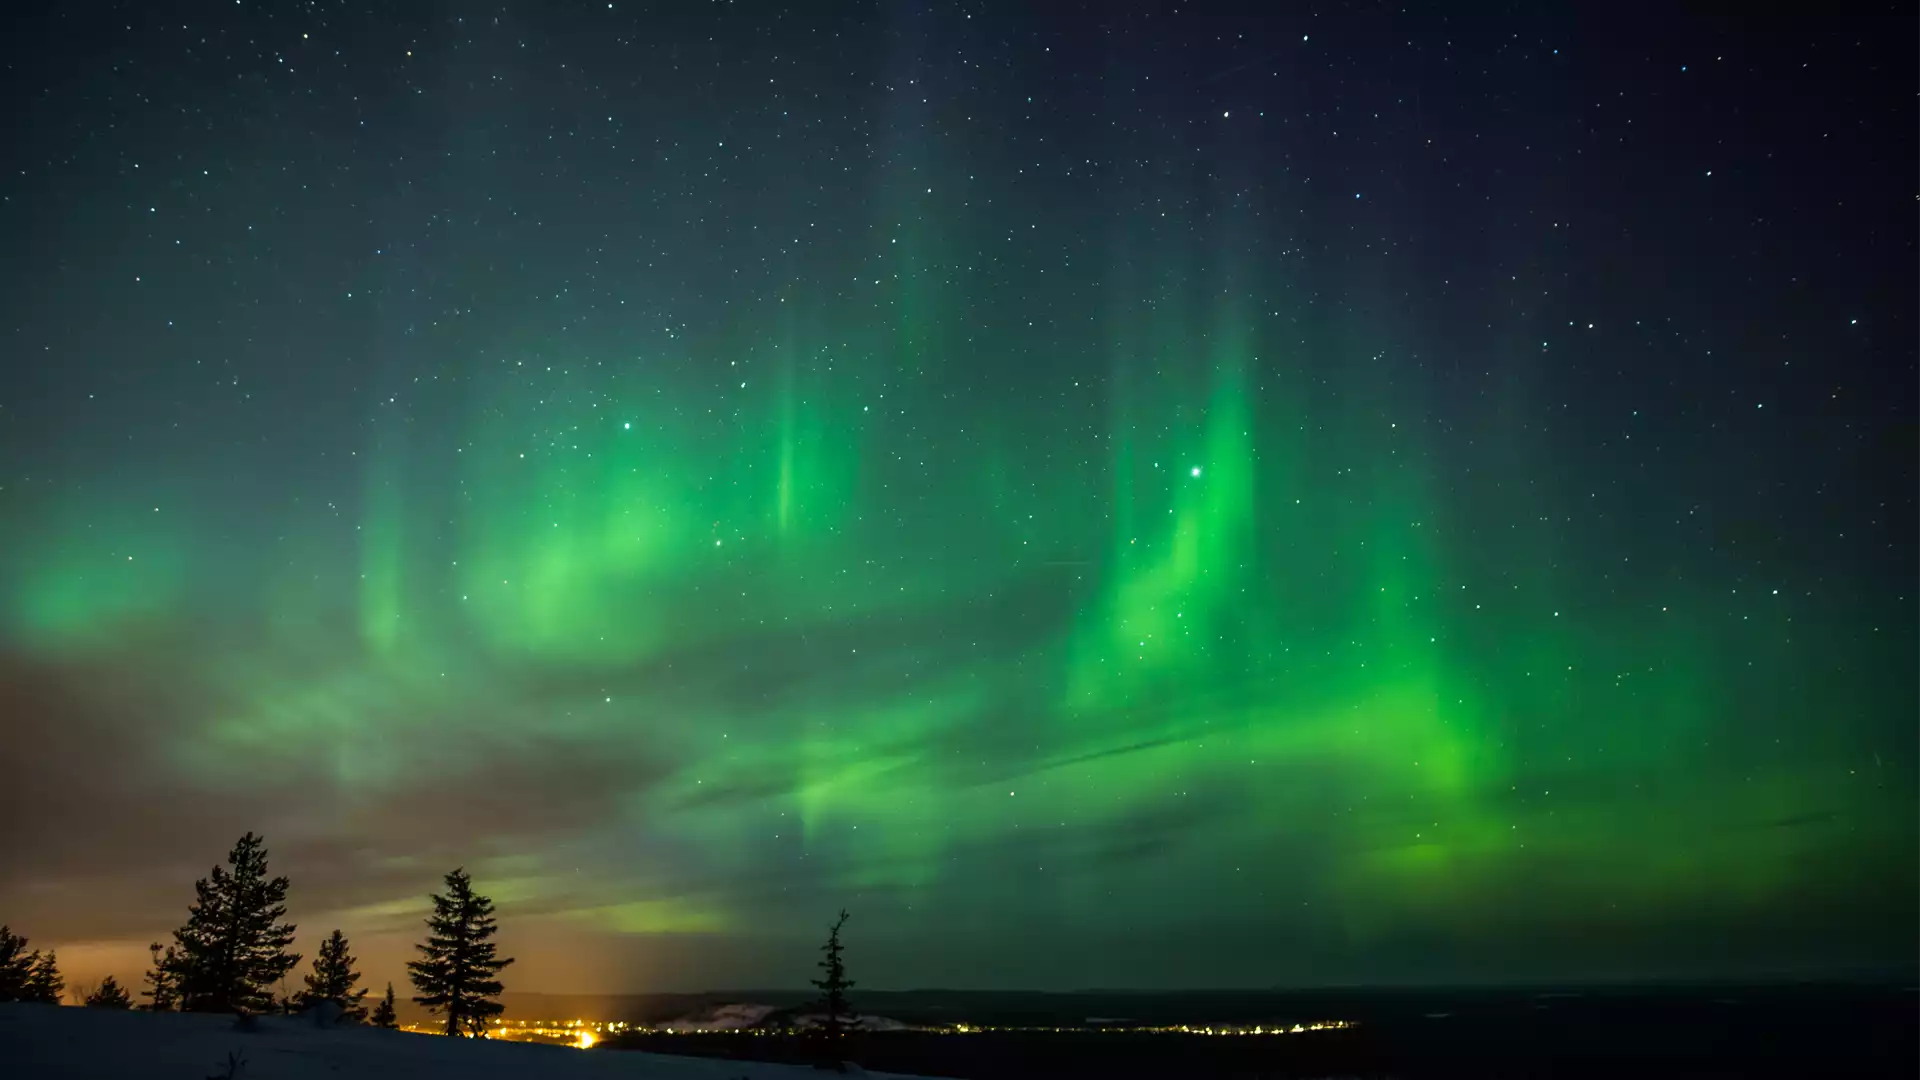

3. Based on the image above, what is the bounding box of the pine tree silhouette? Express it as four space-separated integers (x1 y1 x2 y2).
810 909 857 1039
295 929 369 1021
22 949 64 1004
368 982 400 1029
85 974 134 1009
0 926 33 1001
142 942 182 1011
170 832 301 1014
406 867 514 1037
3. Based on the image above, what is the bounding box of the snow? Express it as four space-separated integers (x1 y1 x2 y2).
653 1002 786 1030
0 1003 935 1079
653 1002 909 1033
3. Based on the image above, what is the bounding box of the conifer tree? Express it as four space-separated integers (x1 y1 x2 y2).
0 925 33 1001
368 982 399 1029
142 942 182 1011
295 929 368 1020
22 949 64 1003
406 868 514 1037
85 975 134 1009
170 832 301 1013
810 909 856 1038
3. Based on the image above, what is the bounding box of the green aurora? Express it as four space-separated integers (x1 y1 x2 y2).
0 7 1912 992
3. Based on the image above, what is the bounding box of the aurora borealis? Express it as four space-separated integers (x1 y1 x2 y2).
2 6 1914 994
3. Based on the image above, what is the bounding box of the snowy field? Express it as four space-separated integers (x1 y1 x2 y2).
0 1003 934 1079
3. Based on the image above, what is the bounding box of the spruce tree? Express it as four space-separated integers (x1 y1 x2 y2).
22 949 64 1004
142 942 182 1011
0 925 33 1001
407 867 514 1037
170 832 301 1013
810 909 856 1039
85 975 134 1009
368 982 399 1029
296 929 369 1020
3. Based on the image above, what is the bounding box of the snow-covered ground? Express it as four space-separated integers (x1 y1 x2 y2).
0 1003 934 1079
655 1002 909 1032
652 1002 787 1030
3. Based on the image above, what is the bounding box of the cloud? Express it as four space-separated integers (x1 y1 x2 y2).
0 635 674 942
0 648 288 934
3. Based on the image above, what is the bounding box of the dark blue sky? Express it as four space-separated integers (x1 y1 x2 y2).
1 4 1913 993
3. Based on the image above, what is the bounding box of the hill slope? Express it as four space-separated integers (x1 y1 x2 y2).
0 1003 928 1079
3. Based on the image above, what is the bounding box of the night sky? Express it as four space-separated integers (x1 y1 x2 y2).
2 5 1914 996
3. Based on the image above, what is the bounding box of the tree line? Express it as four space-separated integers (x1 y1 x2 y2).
5 831 862 1046
1 832 512 1037
0 926 65 1004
